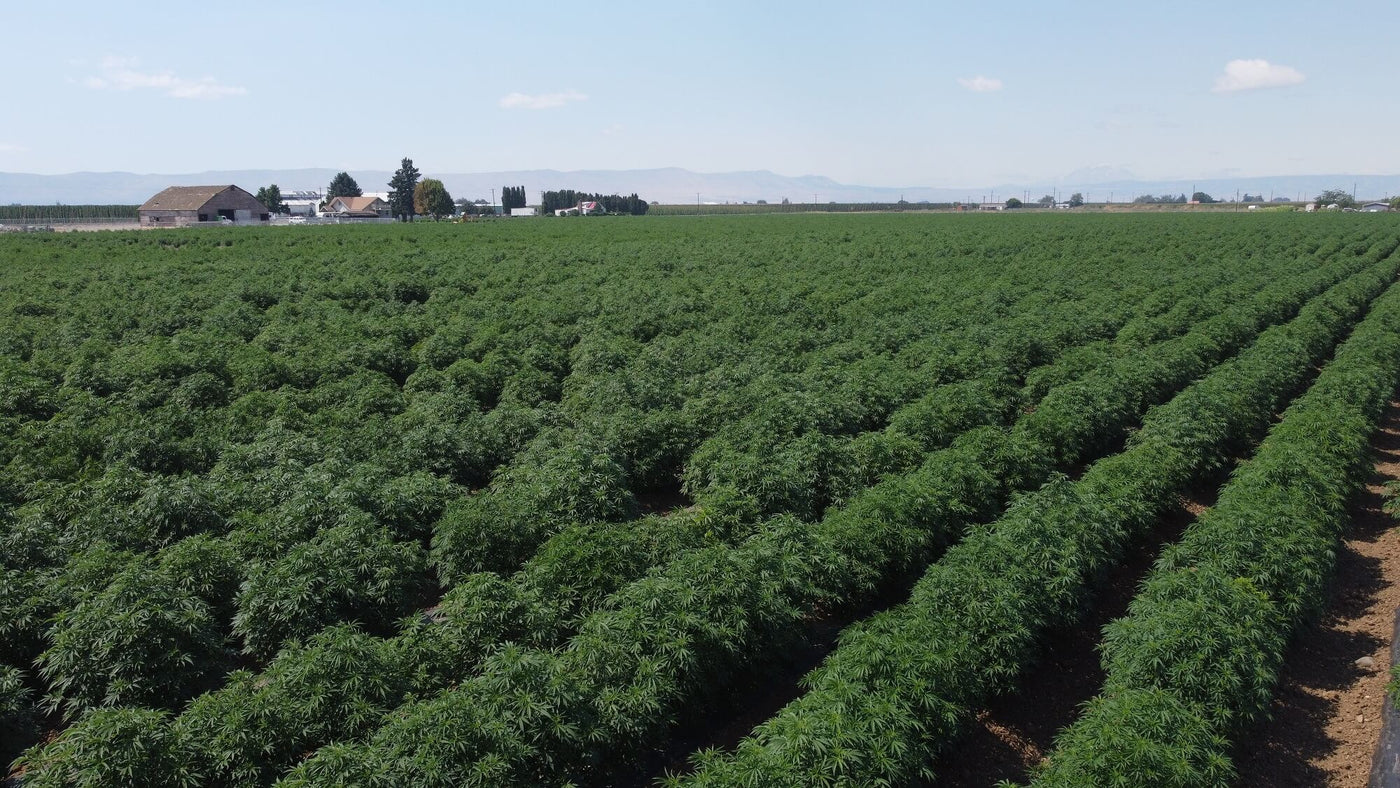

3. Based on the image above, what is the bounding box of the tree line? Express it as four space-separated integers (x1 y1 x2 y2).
501 186 528 211
540 190 649 215
258 166 651 221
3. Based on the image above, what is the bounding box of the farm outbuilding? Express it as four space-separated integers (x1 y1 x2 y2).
138 185 270 227
283 201 319 216
325 196 391 218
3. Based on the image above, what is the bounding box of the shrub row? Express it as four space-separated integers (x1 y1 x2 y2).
1 219 1382 782
41 268 1241 787
261 242 1397 785
432 268 1177 583
673 242 1400 787
1022 266 1400 786
429 243 1275 585
409 263 1270 688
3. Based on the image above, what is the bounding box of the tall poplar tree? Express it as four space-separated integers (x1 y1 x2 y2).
501 185 527 211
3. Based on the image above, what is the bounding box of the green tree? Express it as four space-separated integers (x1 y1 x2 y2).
1389 196 1400 211
1004 197 1023 209
1037 194 1054 207
1316 188 1356 209
326 172 362 199
387 158 421 222
1191 191 1216 203
413 179 455 220
501 185 527 211
255 185 287 214
1068 192 1084 207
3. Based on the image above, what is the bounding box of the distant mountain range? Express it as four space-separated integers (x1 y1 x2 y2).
3 167 1398 206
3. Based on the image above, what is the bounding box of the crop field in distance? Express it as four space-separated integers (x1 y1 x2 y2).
3 212 1400 786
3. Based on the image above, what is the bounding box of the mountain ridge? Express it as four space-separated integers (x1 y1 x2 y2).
3 167 1397 205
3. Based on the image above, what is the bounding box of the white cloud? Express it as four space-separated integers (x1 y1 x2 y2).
1212 59 1305 93
499 90 588 110
83 56 246 100
0 142 25 153
957 75 1003 93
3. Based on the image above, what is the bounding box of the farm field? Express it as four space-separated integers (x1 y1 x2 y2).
2 213 1400 786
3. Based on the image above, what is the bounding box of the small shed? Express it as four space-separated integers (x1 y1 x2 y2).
510 207 537 217
1363 202 1392 213
283 200 320 216
139 185 269 227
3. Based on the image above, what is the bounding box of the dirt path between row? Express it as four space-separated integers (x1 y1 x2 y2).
929 400 1400 786
1232 400 1400 786
928 488 1216 786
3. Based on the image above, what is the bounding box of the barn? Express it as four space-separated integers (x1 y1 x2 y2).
138 185 270 227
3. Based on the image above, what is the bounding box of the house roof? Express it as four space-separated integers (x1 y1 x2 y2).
330 196 384 212
139 185 242 211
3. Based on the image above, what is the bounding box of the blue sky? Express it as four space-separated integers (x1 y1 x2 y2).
3 1 1397 187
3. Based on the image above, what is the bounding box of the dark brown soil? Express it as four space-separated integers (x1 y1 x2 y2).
635 483 692 516
1230 400 1400 787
